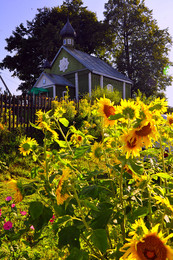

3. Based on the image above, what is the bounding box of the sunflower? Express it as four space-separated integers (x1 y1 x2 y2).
105 137 117 149
121 130 143 159
8 180 23 203
35 110 59 140
70 133 84 147
35 110 44 124
120 218 173 260
167 114 173 128
154 195 173 213
136 99 153 122
97 97 116 127
149 98 168 116
90 142 104 163
19 137 38 156
134 118 158 148
56 168 70 205
116 99 139 122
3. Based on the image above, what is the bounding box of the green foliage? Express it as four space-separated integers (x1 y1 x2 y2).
1 96 173 259
0 0 112 92
104 0 173 97
0 128 21 162
84 86 121 104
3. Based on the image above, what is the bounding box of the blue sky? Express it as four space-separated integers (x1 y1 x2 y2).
0 0 173 106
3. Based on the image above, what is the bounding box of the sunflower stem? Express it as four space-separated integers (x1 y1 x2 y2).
120 168 126 240
43 133 49 180
71 182 90 232
81 233 105 259
148 185 153 228
56 119 74 156
159 136 168 193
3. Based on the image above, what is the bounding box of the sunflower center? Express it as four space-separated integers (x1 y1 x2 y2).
137 234 167 260
77 135 82 141
22 143 31 151
135 123 152 137
122 107 135 119
94 147 103 158
144 250 156 259
169 118 173 125
127 137 137 148
103 105 115 118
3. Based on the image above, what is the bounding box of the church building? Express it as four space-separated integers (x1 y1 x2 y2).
32 19 132 100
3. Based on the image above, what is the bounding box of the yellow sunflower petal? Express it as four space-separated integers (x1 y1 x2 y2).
97 97 116 127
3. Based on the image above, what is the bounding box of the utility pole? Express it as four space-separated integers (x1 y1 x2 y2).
0 73 12 96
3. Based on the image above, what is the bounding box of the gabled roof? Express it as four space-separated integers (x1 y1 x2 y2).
46 73 74 87
33 72 74 88
51 46 132 84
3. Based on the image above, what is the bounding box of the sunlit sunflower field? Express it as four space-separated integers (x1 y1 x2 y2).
1 93 173 259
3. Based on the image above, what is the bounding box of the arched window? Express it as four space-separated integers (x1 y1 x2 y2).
106 84 113 92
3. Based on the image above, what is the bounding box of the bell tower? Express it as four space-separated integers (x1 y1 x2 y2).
60 18 76 48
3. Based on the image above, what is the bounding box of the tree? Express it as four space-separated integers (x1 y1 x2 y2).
0 0 112 93
104 0 173 97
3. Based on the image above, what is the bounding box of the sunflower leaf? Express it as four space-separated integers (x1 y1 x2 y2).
74 145 90 159
90 229 108 253
155 172 173 180
30 122 42 130
127 158 144 175
149 104 162 111
128 207 149 222
66 248 89 260
109 113 124 120
59 117 69 127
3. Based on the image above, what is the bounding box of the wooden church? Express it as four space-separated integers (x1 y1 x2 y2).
32 19 132 100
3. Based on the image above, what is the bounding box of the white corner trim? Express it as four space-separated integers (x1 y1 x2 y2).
88 72 92 97
100 75 103 89
53 85 56 98
123 82 126 99
75 72 79 101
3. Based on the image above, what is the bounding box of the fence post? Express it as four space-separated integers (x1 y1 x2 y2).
0 94 54 133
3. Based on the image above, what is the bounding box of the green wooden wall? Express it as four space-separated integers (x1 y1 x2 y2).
51 49 85 75
103 76 123 98
125 83 131 99
78 71 89 94
55 85 75 99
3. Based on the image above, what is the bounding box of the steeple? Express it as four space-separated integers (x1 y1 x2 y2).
60 18 76 47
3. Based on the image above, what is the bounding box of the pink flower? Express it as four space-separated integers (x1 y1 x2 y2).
20 210 27 216
11 204 15 208
5 196 12 202
0 209 1 217
49 214 55 223
3 221 13 230
30 225 35 230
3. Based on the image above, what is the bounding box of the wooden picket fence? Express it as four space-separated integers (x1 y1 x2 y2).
0 94 53 133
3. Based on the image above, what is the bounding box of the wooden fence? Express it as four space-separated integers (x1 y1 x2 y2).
0 94 53 133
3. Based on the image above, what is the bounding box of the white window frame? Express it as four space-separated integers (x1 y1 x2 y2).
67 38 72 45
